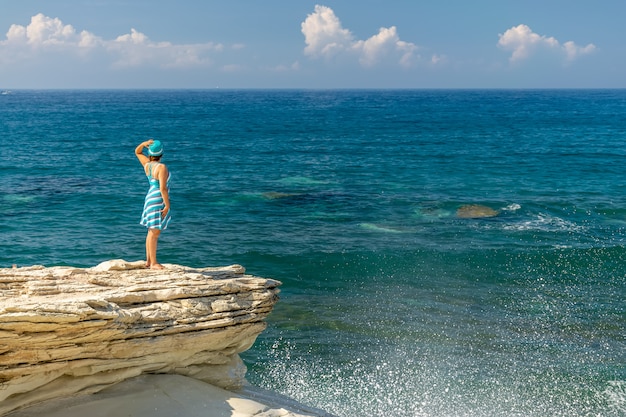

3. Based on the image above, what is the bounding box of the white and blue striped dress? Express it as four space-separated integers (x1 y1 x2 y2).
140 162 171 230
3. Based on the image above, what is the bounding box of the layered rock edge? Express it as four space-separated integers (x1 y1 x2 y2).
0 260 312 416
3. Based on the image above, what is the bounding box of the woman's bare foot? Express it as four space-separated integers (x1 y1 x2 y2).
150 263 165 270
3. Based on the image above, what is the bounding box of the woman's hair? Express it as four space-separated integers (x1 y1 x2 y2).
149 155 162 161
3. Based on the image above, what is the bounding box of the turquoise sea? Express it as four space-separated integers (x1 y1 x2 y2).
1 89 625 416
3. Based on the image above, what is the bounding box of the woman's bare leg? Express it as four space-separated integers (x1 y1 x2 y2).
146 228 164 269
145 231 152 267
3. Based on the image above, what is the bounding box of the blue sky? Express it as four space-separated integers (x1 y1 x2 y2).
0 0 624 89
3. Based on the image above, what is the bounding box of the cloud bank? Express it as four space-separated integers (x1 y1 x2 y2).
0 10 599 88
0 13 223 68
301 5 420 68
498 24 595 63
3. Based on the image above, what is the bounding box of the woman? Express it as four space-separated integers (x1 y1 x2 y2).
135 139 171 269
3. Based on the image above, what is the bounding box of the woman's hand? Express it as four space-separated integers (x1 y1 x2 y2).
161 206 170 218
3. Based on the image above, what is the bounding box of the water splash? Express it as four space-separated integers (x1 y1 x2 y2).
502 203 521 212
502 213 587 233
248 335 618 417
602 380 626 414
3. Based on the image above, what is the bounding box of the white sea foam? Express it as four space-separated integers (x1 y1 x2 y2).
359 223 405 234
602 380 626 414
502 213 586 233
3 194 36 204
502 203 521 212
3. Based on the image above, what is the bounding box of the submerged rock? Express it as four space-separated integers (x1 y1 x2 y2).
456 204 500 219
0 260 288 416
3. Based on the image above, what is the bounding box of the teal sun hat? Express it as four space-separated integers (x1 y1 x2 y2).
148 140 164 156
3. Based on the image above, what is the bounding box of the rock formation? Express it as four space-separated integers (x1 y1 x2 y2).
0 260 286 416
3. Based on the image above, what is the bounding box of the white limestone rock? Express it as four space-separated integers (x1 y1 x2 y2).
0 260 282 416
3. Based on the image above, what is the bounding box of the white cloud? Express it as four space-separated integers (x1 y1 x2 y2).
301 5 354 59
430 54 446 65
114 28 150 45
0 13 223 68
78 30 101 48
106 28 222 68
563 41 596 61
221 64 245 73
498 24 595 63
354 26 419 68
267 61 301 72
3 13 99 48
301 5 419 68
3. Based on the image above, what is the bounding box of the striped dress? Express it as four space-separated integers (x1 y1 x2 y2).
140 162 171 230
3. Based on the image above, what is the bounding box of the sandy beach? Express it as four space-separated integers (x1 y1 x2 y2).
6 374 333 417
